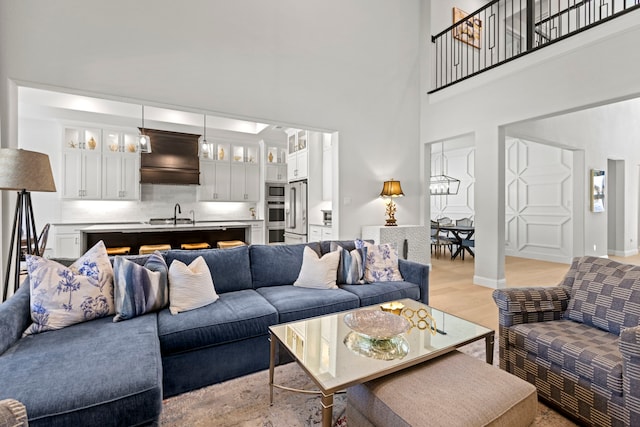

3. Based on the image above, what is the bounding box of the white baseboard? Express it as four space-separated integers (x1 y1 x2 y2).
473 275 507 289
608 248 639 257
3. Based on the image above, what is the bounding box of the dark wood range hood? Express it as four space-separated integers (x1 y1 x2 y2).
140 128 200 185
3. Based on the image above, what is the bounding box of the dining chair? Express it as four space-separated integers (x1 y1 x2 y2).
431 220 454 258
454 218 474 260
456 217 473 227
21 223 50 259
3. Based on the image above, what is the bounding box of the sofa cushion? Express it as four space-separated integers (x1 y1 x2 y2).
356 240 403 283
566 256 640 335
509 319 622 395
0 284 31 356
165 245 253 294
319 239 372 255
113 251 169 321
24 241 115 335
256 285 359 323
0 315 162 426
168 256 219 315
249 243 321 288
294 246 340 289
157 289 278 356
331 242 367 285
340 281 420 307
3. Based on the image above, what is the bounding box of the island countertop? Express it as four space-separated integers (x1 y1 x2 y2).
78 220 262 253
79 221 257 233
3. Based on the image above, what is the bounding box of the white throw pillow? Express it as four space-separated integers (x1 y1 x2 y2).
24 240 115 335
168 256 219 314
293 246 340 289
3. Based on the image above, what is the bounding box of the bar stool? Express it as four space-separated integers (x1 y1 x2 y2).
106 246 131 256
216 240 246 249
139 244 171 255
180 242 211 250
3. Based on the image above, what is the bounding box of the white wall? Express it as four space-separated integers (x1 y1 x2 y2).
0 0 423 283
422 0 640 287
509 98 640 257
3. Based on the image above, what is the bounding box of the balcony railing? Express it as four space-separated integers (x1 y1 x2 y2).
430 0 640 92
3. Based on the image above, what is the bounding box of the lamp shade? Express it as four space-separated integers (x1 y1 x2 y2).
379 180 404 198
0 148 56 192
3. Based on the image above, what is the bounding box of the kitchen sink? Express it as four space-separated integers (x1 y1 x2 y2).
148 217 193 225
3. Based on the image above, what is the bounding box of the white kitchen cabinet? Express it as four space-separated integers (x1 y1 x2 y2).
102 152 140 200
61 150 102 199
54 225 81 258
266 146 287 182
321 226 333 241
287 130 308 182
309 225 323 242
198 159 231 201
361 225 429 264
309 224 333 242
62 127 141 200
250 222 265 244
265 163 287 182
230 163 260 201
200 141 230 162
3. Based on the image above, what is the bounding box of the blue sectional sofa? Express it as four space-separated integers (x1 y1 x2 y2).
0 241 429 426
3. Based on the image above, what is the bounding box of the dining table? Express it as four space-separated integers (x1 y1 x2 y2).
432 224 475 260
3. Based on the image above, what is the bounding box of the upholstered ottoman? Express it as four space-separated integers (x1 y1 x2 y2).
347 350 537 427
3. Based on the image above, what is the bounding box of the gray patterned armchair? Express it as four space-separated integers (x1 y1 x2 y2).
0 399 28 427
493 256 640 427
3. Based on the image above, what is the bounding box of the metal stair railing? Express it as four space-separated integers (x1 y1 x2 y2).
430 0 640 93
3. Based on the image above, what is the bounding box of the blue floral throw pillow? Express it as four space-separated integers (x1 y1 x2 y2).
24 240 115 335
113 251 168 322
355 239 403 283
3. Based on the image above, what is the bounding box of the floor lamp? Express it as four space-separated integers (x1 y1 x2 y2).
0 149 56 302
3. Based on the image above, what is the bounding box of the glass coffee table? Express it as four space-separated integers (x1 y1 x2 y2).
268 298 494 427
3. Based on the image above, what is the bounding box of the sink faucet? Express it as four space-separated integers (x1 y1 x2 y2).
189 209 195 225
174 203 182 225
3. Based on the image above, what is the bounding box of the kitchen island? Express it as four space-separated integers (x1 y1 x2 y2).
79 221 260 255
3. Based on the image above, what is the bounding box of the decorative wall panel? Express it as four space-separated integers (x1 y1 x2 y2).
505 138 573 263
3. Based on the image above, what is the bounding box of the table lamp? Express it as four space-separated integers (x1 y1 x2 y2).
379 179 404 226
0 148 56 301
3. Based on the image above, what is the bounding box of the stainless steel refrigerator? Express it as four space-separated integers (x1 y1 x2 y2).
284 180 307 244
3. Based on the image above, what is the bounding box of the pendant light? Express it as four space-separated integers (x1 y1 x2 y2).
429 142 460 195
139 105 151 153
201 114 209 156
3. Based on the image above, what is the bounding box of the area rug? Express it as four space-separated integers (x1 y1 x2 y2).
161 339 577 426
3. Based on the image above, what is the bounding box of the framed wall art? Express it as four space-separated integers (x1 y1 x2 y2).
590 169 605 213
453 7 482 49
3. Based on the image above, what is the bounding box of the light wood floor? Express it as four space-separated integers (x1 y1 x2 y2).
429 251 640 332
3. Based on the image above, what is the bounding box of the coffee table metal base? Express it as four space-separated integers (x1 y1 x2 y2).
269 336 336 427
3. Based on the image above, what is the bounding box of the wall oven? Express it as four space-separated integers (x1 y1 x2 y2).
266 183 285 199
266 184 286 243
267 201 285 226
